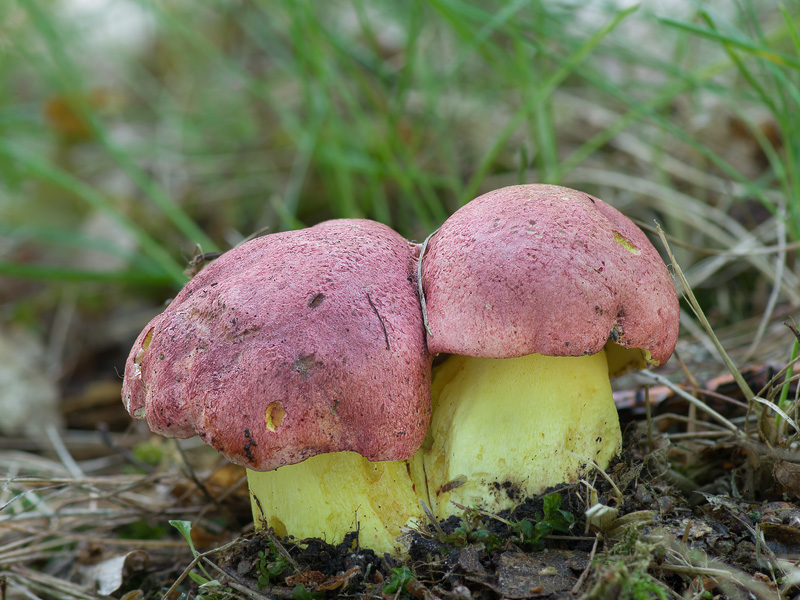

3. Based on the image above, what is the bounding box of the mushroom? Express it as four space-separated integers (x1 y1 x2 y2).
122 219 432 553
418 184 680 519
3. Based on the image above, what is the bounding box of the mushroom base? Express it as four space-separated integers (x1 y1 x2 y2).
420 350 621 519
247 450 426 554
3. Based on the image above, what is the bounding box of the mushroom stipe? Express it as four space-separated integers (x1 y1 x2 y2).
122 184 679 554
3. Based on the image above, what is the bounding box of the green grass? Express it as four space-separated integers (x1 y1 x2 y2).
1 0 799 334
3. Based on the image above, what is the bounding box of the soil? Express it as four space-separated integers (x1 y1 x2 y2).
125 410 800 600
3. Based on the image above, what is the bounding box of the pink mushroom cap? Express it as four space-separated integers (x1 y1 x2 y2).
122 219 432 471
421 184 680 365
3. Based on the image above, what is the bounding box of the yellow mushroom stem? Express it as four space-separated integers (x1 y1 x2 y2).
247 345 632 552
246 450 427 554
419 348 622 520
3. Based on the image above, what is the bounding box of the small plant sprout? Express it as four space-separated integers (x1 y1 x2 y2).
444 493 574 552
169 520 217 586
382 566 415 595
518 493 575 549
168 519 238 596
255 540 290 589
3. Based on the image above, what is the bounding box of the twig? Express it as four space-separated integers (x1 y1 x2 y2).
652 559 777 600
638 371 741 436
418 500 446 539
265 530 300 572
657 224 756 405
0 506 203 523
571 533 600 594
635 219 800 256
202 557 274 599
695 388 749 410
645 386 653 453
417 228 439 337
652 563 731 577
585 459 622 506
174 443 230 525
9 565 97 600
743 204 787 363
1 520 185 548
449 501 514 527
649 412 731 432
237 226 271 246
663 431 731 441
44 425 83 480
673 350 698 434
46 284 78 378
0 474 164 486
160 538 242 600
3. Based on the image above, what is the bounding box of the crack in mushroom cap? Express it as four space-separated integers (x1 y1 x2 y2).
122 219 432 471
421 184 680 364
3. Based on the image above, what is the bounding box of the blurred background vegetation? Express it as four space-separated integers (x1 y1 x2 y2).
1 0 799 422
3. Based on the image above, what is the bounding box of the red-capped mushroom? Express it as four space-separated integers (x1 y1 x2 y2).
417 184 680 518
123 219 432 552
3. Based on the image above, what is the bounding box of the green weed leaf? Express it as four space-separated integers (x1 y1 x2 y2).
169 520 217 586
188 571 212 586
256 546 289 589
169 520 199 557
292 584 323 600
382 566 414 595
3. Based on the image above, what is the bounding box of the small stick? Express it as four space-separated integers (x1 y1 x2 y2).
656 224 756 404
266 530 300 572
571 533 600 593
44 424 84 480
159 538 242 600
673 350 698 434
417 229 439 337
743 204 787 364
645 385 653 454
418 500 446 539
638 371 741 436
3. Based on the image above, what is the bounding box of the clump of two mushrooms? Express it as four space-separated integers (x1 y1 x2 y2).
122 184 680 553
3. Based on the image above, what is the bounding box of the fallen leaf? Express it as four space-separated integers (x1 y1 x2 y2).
79 551 149 596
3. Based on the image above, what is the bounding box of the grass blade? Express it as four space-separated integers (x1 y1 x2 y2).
0 140 187 286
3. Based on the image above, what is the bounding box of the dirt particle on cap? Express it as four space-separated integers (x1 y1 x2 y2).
292 354 316 378
243 428 258 460
308 293 325 308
